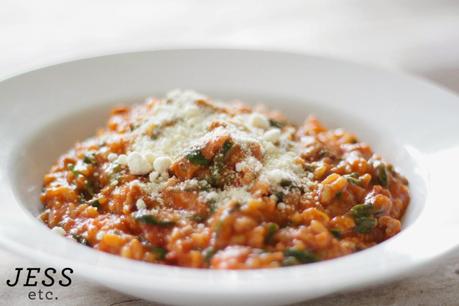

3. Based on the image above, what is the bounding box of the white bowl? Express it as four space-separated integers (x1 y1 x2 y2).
0 49 458 306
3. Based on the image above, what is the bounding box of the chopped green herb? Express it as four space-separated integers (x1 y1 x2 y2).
88 199 101 209
206 173 220 188
150 130 161 140
72 234 89 246
269 119 285 128
110 164 123 182
283 249 317 265
67 164 80 177
330 228 342 239
350 203 374 218
198 182 211 192
264 223 279 244
84 179 96 197
376 164 388 187
203 247 215 264
344 173 362 186
355 217 377 233
221 140 233 156
191 214 206 223
186 149 210 166
350 204 377 233
207 199 217 214
151 246 167 260
318 149 329 158
214 220 224 237
83 153 96 164
205 140 234 188
228 202 241 213
282 256 300 266
280 179 292 187
275 191 285 202
134 214 175 227
112 164 122 173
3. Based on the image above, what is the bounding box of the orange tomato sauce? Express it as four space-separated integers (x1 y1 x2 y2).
39 91 410 269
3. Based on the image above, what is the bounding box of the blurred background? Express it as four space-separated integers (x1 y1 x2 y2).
1 0 459 92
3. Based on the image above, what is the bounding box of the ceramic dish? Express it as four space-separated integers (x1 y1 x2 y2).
0 49 458 306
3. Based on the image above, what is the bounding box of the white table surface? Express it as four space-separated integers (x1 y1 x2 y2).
1 0 458 305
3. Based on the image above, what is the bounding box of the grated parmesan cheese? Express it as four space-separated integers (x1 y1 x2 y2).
124 90 310 202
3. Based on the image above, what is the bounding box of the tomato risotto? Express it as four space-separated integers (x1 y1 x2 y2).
39 90 410 269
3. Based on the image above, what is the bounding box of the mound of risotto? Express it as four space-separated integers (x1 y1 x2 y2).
39 90 410 269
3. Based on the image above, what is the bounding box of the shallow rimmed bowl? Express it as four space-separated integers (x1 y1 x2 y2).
0 49 458 306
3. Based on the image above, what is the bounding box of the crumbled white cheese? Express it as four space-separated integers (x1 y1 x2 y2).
116 154 128 165
263 128 281 143
149 171 159 182
96 231 105 240
127 152 152 175
277 202 287 210
153 156 172 173
249 113 270 129
107 153 118 161
136 198 146 210
144 152 156 164
263 141 277 154
51 226 66 236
